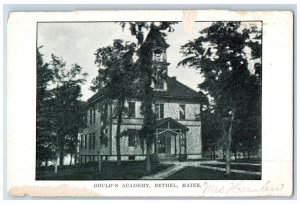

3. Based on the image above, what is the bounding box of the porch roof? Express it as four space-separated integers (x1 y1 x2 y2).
156 117 189 131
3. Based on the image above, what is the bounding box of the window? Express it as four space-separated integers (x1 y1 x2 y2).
100 128 108 147
89 133 92 149
179 104 186 120
128 156 135 160
84 134 87 149
80 135 83 150
128 102 136 118
153 48 165 62
92 133 96 150
153 50 161 62
155 104 164 119
89 109 93 125
128 129 138 147
104 104 109 119
93 108 96 124
89 108 96 125
154 78 164 89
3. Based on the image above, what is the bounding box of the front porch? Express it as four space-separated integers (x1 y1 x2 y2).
153 117 189 160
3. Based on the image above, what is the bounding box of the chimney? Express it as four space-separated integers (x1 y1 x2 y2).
171 76 177 80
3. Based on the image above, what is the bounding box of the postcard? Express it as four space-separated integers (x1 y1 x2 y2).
7 10 293 197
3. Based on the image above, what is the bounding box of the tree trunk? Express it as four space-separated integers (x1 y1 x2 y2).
234 151 237 161
234 145 237 161
59 145 64 166
142 139 145 155
247 140 251 160
74 133 78 165
225 108 235 175
116 99 125 166
98 155 102 174
248 149 250 160
213 145 216 160
54 153 59 173
69 154 73 166
146 138 151 173
74 152 78 166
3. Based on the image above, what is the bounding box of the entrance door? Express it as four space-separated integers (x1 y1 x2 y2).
165 136 171 154
157 133 165 153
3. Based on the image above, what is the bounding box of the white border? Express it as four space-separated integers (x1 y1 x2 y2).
5 9 294 198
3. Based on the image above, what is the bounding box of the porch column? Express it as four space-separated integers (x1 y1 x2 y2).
175 134 177 154
184 132 187 155
179 130 182 155
155 131 158 154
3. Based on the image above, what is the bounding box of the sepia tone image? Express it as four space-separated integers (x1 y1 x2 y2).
36 21 262 181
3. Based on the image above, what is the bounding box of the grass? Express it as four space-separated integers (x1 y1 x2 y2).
217 158 262 164
201 163 261 172
165 167 261 180
36 161 173 180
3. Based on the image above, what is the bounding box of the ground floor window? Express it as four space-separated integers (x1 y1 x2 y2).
128 129 139 147
100 128 108 147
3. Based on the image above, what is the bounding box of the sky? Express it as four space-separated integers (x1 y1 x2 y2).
37 21 261 101
37 22 212 101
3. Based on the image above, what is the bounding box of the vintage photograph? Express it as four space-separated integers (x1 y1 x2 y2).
35 21 262 181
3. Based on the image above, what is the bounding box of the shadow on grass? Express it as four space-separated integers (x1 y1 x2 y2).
217 158 262 164
36 161 173 180
201 164 261 172
164 167 261 180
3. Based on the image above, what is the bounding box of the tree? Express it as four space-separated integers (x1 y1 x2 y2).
120 22 176 173
200 107 223 159
48 54 88 171
179 22 262 174
64 100 87 165
36 47 56 167
231 26 262 160
92 39 136 166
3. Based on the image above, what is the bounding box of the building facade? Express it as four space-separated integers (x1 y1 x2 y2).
78 30 205 163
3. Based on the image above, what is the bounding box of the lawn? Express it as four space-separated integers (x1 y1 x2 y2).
201 163 261 172
165 167 261 180
36 161 173 180
217 158 262 164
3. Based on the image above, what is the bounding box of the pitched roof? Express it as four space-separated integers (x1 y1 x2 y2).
87 86 110 104
154 76 205 102
144 26 170 48
87 75 206 105
156 117 189 131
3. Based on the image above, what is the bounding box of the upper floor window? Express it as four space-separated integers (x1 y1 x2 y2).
155 104 164 119
89 108 96 125
100 104 109 126
154 78 164 90
89 109 92 125
93 108 96 124
179 104 186 120
153 48 166 62
128 101 136 118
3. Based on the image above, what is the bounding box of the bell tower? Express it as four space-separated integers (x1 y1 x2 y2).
149 30 170 90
